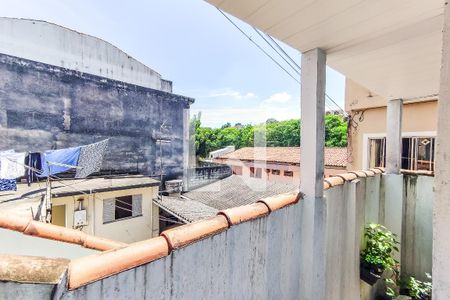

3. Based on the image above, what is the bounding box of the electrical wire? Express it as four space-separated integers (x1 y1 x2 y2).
253 27 300 76
217 8 300 84
218 8 347 116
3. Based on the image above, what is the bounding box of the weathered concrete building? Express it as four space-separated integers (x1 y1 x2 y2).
0 18 193 180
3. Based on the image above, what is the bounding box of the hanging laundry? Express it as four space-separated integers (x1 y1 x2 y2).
75 139 109 178
0 179 16 191
39 146 81 177
0 152 26 179
25 152 42 185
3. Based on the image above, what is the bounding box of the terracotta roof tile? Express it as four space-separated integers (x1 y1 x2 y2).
349 171 367 178
323 176 345 187
0 212 126 251
257 192 301 212
334 173 358 181
161 215 229 250
217 147 347 167
68 236 169 290
0 255 69 284
219 202 269 226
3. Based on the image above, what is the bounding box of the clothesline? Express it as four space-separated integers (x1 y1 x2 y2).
0 139 109 191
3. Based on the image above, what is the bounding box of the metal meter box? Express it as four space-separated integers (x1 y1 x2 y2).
73 209 87 227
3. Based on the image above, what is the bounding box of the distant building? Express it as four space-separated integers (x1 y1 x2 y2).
0 18 194 181
346 79 437 173
154 175 298 226
212 147 347 184
0 176 160 243
208 146 235 160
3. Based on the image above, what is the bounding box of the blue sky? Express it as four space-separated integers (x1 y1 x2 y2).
0 0 345 128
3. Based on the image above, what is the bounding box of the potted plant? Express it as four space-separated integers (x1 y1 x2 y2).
400 274 432 300
360 223 399 285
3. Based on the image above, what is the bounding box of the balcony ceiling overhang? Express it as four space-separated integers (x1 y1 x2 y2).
206 0 444 100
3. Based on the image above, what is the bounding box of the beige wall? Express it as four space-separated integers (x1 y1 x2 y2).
346 80 438 170
225 160 345 184
51 186 160 244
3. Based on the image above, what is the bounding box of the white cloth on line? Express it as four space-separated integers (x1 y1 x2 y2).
0 152 26 179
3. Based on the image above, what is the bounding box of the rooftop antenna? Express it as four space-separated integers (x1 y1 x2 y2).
157 120 172 184
42 161 82 223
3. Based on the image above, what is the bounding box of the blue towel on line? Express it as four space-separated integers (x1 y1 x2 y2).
39 146 81 177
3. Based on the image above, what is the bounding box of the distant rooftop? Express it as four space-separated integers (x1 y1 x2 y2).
0 176 159 218
215 147 348 168
154 175 298 223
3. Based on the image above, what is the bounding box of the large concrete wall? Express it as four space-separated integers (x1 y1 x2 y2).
54 178 375 300
0 174 431 299
0 18 165 90
0 53 193 179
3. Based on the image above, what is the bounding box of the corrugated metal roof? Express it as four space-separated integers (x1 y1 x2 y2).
154 175 298 223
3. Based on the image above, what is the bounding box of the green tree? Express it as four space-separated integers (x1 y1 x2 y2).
324 114 347 147
193 115 347 159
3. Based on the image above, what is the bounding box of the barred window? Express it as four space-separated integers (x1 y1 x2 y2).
368 136 435 172
103 195 142 223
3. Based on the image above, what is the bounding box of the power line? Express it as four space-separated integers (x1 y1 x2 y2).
217 8 300 84
253 27 300 76
264 32 302 71
218 8 346 116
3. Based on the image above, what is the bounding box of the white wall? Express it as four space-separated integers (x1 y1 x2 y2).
0 17 163 90
0 228 97 260
52 186 159 244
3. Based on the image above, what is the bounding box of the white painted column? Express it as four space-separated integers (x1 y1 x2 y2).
385 98 403 174
300 48 325 197
299 48 326 300
434 1 450 298
384 99 404 265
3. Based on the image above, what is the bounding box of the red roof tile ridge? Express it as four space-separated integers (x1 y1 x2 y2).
0 212 126 251
68 236 169 290
323 168 384 190
218 202 270 226
161 215 229 250
257 191 301 212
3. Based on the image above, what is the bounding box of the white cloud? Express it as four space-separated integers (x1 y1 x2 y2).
191 103 300 128
262 92 292 104
205 89 257 100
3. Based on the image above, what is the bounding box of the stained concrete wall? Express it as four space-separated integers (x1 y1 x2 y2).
0 53 193 179
55 178 373 300
1 174 431 299
0 17 165 90
186 165 232 190
401 175 433 280
0 282 57 300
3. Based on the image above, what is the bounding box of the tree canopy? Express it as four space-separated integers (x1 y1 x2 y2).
193 114 347 158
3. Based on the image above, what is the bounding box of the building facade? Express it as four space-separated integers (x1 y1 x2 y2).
0 18 194 181
346 79 437 173
213 147 347 184
50 177 161 243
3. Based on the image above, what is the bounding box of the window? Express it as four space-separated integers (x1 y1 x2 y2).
250 167 255 177
255 168 262 178
233 166 242 175
103 194 142 223
401 137 435 172
368 136 435 172
271 169 280 175
284 171 294 177
369 138 386 168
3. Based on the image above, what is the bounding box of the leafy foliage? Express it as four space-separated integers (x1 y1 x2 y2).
406 274 432 300
361 224 399 270
193 115 347 158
